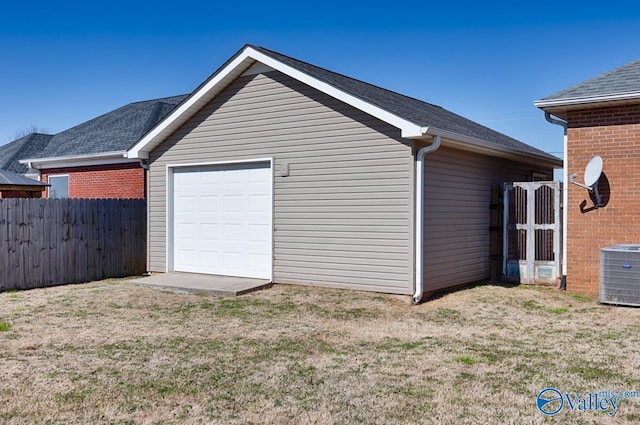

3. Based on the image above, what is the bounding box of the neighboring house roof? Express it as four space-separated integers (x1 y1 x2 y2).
0 168 48 188
0 133 53 174
534 58 640 117
0 95 187 171
129 44 561 166
37 94 187 158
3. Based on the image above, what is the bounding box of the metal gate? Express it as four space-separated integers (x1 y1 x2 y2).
503 181 561 284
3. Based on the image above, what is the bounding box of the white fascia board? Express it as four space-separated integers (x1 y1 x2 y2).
534 91 640 109
127 46 425 159
128 52 258 159
18 151 136 169
420 127 563 167
245 49 425 138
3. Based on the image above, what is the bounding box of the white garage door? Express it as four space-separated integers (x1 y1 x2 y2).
172 162 272 279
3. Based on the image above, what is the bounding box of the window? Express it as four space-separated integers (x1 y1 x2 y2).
48 175 69 198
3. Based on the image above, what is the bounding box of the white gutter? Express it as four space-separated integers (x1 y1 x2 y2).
544 112 568 290
428 127 561 167
534 91 640 109
413 135 442 304
19 151 134 169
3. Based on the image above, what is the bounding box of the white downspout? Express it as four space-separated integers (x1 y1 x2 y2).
544 112 568 289
413 135 442 304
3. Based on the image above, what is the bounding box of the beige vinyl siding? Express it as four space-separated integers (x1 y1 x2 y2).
422 146 552 292
149 70 414 294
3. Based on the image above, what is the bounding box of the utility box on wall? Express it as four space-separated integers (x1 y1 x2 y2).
600 244 640 306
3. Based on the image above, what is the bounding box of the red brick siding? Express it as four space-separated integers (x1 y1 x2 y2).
566 104 640 296
41 162 145 199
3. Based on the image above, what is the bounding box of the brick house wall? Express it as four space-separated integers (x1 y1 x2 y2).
41 162 145 199
566 104 640 296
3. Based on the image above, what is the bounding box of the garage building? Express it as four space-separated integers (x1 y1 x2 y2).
128 45 561 300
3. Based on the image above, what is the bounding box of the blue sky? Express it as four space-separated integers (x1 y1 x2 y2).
2 0 639 162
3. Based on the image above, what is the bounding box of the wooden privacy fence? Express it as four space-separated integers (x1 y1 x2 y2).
0 198 146 291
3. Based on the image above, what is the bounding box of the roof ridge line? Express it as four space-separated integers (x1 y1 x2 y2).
251 45 443 110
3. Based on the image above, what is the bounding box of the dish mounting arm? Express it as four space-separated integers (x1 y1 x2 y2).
569 173 603 207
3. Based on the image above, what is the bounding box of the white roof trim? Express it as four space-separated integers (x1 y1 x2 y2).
424 127 562 167
127 46 425 159
534 91 640 109
19 151 136 170
247 49 424 138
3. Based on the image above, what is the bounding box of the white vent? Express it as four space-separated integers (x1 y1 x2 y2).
600 245 640 306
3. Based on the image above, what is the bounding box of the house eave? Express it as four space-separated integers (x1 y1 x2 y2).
534 92 640 119
534 91 640 108
411 127 562 168
19 151 136 170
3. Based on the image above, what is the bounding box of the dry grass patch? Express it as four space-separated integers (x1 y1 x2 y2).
1 280 640 424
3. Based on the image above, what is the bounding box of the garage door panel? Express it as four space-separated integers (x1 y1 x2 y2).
176 170 199 185
249 253 271 273
249 166 271 181
200 223 220 241
223 194 247 213
176 222 197 238
175 248 197 268
249 193 270 212
200 170 222 185
249 224 270 241
173 162 272 279
223 250 244 267
175 194 197 209
198 249 222 269
222 223 246 241
200 195 220 212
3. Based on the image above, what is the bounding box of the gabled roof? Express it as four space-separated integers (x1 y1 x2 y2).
129 45 560 165
0 95 187 172
0 168 48 187
0 133 53 174
253 47 555 159
535 58 640 117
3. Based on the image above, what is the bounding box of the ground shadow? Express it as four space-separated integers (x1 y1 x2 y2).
421 279 522 303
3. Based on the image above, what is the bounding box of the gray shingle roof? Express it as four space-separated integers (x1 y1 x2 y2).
36 94 187 158
539 58 640 102
0 133 53 174
0 95 186 174
0 168 48 187
251 45 557 161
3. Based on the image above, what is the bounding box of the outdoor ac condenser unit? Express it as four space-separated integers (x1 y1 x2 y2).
600 244 640 306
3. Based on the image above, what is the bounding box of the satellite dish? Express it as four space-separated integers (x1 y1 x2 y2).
584 156 603 187
569 155 604 208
